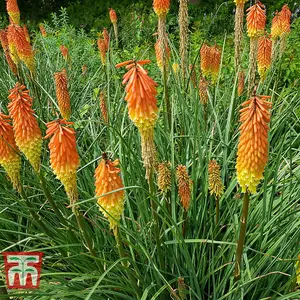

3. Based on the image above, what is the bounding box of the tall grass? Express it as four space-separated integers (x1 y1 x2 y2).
0 6 299 300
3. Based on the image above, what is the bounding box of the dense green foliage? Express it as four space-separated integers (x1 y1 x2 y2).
0 2 300 300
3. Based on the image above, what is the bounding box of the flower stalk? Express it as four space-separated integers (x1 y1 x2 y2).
234 190 250 281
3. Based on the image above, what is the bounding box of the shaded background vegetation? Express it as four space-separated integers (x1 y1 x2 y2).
0 0 299 31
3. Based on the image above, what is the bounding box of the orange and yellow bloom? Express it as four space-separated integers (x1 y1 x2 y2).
0 113 21 191
257 35 272 81
158 162 171 193
97 38 107 65
103 28 109 50
280 4 292 35
109 8 117 23
6 0 20 24
271 12 281 39
54 69 71 120
60 45 69 61
7 24 35 73
246 1 266 38
45 119 79 204
116 59 158 179
208 160 224 198
39 23 47 37
153 0 170 17
8 83 42 172
23 25 30 42
176 165 192 211
200 44 221 83
94 154 125 230
236 95 272 193
0 29 17 74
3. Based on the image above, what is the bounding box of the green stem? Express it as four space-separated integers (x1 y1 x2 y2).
149 171 164 269
72 206 97 257
38 171 69 226
20 186 68 257
19 186 52 236
114 227 141 298
215 197 220 225
182 209 188 237
234 191 250 281
163 63 171 130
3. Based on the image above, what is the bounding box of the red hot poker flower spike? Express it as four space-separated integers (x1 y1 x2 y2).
45 119 80 204
8 83 42 172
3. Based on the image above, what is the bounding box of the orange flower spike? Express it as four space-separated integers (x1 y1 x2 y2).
271 12 282 39
97 38 107 65
210 45 221 83
60 45 69 60
236 95 272 193
257 35 272 81
0 29 17 74
23 25 30 43
54 69 71 120
39 24 47 37
0 113 21 191
118 60 158 179
103 28 109 50
200 43 211 78
280 4 292 35
153 0 170 17
6 24 20 65
94 154 125 230
7 24 35 73
246 1 266 38
0 30 9 51
109 8 117 23
45 119 79 204
6 0 20 24
8 83 42 172
120 61 158 129
238 70 245 96
176 165 192 211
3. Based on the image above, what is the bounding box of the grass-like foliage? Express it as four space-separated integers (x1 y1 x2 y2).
0 3 299 300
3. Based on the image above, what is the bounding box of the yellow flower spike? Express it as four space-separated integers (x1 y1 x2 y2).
208 160 224 198
158 162 171 193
